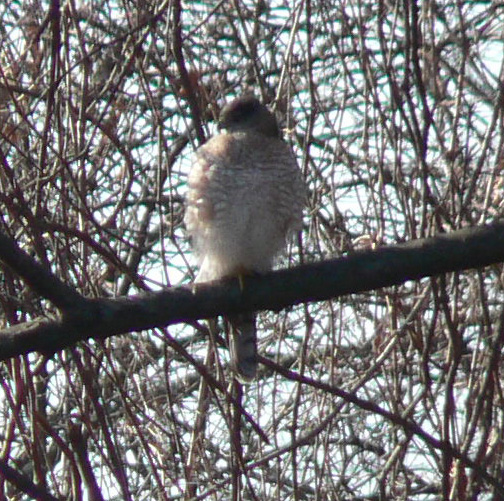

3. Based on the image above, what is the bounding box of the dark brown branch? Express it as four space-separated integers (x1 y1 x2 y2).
0 221 503 360
0 458 59 501
0 231 85 311
258 356 504 497
171 0 205 144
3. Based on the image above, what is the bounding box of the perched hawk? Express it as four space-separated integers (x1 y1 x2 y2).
185 95 304 382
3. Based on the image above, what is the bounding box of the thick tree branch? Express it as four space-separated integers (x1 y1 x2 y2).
0 458 59 501
0 221 503 361
0 231 85 311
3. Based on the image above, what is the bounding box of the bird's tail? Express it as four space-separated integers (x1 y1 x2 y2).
228 313 257 383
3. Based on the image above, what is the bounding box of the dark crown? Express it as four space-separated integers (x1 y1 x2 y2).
218 96 280 138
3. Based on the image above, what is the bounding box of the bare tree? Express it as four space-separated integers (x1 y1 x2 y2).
0 0 504 499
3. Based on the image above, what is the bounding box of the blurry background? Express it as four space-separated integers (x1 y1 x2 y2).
0 0 504 499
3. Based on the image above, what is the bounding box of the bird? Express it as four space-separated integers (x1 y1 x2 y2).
184 95 304 383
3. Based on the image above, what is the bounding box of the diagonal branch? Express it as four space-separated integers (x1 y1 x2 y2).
258 356 504 497
0 220 504 361
0 231 85 311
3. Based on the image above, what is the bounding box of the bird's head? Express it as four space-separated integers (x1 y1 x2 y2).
218 96 280 138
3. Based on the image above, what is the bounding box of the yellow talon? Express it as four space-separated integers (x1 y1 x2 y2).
238 274 245 292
